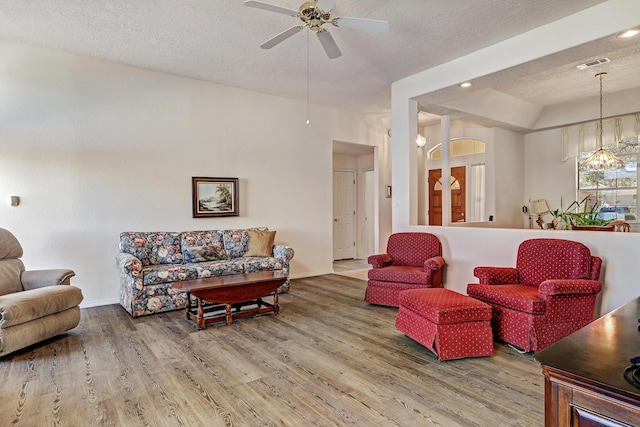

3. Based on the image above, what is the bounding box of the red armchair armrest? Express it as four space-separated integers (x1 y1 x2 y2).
473 266 519 285
368 254 392 269
424 256 445 272
538 279 602 298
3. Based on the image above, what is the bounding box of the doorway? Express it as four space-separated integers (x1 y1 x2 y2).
428 166 466 225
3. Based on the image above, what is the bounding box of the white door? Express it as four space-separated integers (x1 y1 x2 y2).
333 170 356 260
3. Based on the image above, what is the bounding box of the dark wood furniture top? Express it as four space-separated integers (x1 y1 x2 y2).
535 297 640 426
171 271 287 329
171 270 287 293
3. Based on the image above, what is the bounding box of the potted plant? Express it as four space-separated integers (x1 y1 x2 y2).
549 209 566 230
561 195 614 231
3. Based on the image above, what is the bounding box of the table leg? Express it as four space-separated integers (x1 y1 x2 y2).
197 297 205 329
274 293 279 314
225 304 232 324
186 292 192 320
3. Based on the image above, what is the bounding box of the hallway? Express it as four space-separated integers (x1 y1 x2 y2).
333 258 370 280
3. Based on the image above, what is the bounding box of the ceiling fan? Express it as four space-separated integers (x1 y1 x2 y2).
244 0 389 59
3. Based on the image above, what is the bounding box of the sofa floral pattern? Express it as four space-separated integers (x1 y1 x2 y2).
116 228 294 317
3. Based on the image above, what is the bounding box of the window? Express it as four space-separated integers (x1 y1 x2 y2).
578 143 638 222
433 176 460 191
428 138 485 160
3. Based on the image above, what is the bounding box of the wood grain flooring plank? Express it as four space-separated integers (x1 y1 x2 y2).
0 274 546 426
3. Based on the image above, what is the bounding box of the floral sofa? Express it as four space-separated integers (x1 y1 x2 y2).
116 228 294 317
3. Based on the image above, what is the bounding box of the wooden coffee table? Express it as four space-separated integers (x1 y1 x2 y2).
171 271 287 329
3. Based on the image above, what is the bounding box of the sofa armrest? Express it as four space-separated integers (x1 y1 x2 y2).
424 256 445 272
368 254 392 269
538 279 602 298
273 245 294 261
473 266 519 285
21 269 75 290
116 253 142 277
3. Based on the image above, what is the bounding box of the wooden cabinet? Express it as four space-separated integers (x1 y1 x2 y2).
536 298 640 426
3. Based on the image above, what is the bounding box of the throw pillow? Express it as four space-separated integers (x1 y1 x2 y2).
245 230 276 257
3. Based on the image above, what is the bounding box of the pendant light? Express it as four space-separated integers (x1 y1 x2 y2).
580 72 625 171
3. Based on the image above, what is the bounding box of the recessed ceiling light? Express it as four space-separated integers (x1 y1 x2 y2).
618 29 639 38
460 82 472 88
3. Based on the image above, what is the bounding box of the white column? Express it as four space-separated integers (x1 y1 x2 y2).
441 115 451 226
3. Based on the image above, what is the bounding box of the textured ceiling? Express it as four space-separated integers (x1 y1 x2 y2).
0 0 612 115
2 0 638 134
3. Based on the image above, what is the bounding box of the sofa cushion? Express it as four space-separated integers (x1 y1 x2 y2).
223 230 250 258
386 232 441 267
147 232 183 265
182 231 225 263
142 264 198 286
245 230 276 257
119 232 152 265
193 260 244 278
0 228 23 261
242 257 283 273
368 265 431 284
120 232 183 266
516 239 592 286
0 259 25 296
467 283 545 314
0 285 83 328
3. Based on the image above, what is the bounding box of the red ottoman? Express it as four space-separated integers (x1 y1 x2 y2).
395 288 493 361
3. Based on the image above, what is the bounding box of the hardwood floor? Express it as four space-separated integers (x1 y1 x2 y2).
0 275 544 426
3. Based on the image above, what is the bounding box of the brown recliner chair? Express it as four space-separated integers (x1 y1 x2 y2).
0 228 83 357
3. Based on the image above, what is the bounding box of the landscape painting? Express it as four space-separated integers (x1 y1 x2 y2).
192 177 239 217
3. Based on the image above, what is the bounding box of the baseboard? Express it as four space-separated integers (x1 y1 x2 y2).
80 298 120 309
290 270 334 279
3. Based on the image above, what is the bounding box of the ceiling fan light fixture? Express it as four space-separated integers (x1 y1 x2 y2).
246 0 388 59
580 72 625 172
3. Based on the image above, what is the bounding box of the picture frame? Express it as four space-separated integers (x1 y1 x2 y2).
192 177 239 218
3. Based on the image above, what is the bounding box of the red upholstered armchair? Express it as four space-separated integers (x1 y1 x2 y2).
467 238 602 352
365 232 445 307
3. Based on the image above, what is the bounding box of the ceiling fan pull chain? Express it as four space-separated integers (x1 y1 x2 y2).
306 27 310 125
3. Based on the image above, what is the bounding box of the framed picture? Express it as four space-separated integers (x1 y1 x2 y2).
192 177 239 217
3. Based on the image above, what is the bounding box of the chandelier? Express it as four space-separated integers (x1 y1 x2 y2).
580 72 625 172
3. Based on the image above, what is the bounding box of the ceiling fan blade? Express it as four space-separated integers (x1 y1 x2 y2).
334 16 389 32
244 0 298 16
260 26 303 49
316 30 342 59
316 0 337 11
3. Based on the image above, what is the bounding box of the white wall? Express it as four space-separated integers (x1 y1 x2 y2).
524 128 578 220
0 40 391 307
492 127 525 228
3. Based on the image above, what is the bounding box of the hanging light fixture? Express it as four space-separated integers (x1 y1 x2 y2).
580 72 625 171
416 134 427 148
